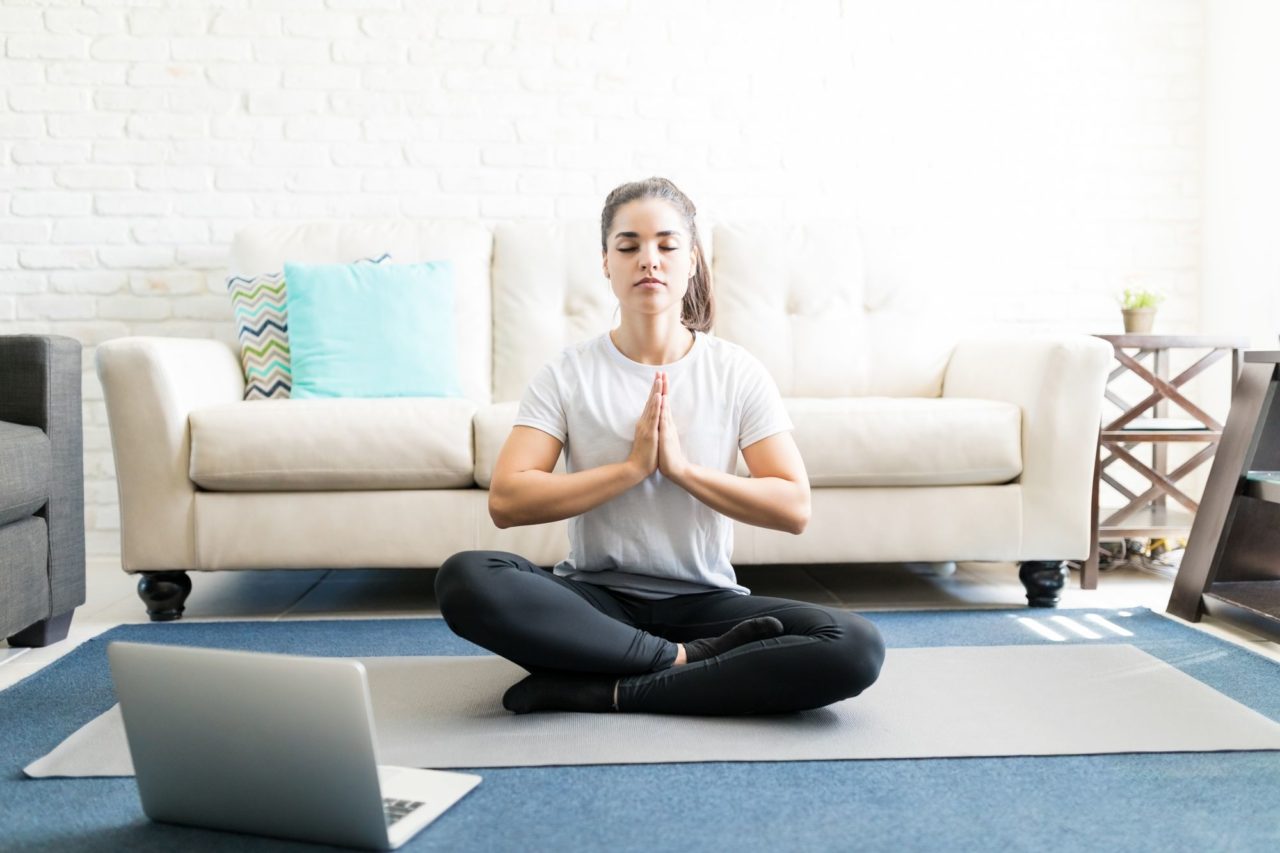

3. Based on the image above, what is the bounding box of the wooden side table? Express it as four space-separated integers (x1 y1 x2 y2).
1168 351 1280 641
1083 335 1249 589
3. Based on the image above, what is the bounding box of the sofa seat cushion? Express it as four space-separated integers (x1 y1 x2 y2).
0 516 49 634
0 422 51 525
189 398 478 491
758 397 1022 487
472 398 1020 489
473 401 566 488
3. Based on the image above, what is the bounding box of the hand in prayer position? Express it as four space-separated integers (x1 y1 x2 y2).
656 371 691 482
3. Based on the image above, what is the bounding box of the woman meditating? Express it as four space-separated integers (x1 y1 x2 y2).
435 177 885 715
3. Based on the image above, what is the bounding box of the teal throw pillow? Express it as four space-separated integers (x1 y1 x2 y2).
226 252 390 401
283 260 463 399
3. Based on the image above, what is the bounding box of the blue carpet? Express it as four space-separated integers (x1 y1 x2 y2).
1 607 1277 852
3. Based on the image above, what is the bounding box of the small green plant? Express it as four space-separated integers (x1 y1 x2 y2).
1118 288 1165 310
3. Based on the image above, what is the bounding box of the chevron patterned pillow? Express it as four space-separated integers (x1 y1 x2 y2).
226 253 391 400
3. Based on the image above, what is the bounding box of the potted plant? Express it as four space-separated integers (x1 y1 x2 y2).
1118 287 1165 334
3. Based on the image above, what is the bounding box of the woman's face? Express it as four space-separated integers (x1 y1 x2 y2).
603 198 697 321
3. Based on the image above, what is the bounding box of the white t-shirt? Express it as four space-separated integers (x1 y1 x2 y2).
513 329 794 599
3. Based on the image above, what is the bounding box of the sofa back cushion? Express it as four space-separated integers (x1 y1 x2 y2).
712 222 953 398
231 221 493 405
490 220 950 402
490 221 719 402
490 222 612 403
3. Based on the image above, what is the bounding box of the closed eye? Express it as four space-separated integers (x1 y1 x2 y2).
619 247 678 252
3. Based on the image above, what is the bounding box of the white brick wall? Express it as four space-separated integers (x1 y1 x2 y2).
1 0 1205 557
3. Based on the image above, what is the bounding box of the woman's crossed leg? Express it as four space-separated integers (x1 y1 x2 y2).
620 590 886 715
434 550 885 715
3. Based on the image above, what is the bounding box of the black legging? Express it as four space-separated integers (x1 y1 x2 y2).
434 550 886 716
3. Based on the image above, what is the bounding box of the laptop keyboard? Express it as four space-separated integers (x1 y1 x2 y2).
383 797 425 826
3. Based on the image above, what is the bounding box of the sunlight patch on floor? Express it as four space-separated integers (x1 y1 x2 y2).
1050 615 1104 639
1015 617 1068 642
1084 613 1135 637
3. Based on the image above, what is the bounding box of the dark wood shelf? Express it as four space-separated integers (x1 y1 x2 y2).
1207 580 1280 612
1204 582 1280 642
1168 352 1280 641
1243 471 1280 504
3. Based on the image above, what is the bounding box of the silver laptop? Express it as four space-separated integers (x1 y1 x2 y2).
107 641 482 850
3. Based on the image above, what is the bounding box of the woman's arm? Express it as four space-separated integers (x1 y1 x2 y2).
668 433 811 535
654 371 810 535
492 463 646 529
488 425 651 529
493 373 666 529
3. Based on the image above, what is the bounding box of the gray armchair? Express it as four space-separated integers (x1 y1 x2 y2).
1 335 85 647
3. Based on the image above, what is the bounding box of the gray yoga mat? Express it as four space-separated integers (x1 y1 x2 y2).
24 644 1280 778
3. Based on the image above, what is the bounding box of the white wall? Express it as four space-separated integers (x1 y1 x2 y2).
0 0 1206 555
1201 0 1280 348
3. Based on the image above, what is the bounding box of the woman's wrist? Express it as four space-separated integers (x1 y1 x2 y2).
620 458 651 487
664 461 696 489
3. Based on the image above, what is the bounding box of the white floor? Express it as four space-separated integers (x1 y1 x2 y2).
2 556 1278 693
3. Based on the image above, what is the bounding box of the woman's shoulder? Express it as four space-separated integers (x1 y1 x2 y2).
535 333 609 376
699 333 765 374
563 332 610 364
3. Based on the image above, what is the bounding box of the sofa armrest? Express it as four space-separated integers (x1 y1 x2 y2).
96 337 244 572
0 335 85 616
942 334 1111 559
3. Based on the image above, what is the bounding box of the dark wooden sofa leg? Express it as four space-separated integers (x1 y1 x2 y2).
7 610 75 647
138 571 192 622
1018 561 1069 608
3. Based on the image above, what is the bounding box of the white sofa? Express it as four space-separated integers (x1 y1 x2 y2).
96 220 1111 620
